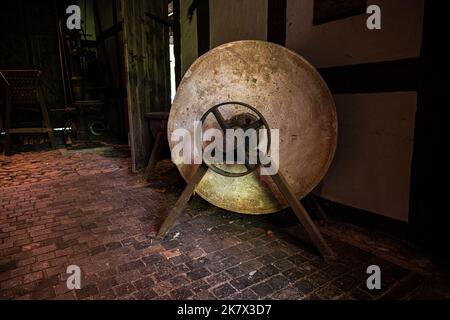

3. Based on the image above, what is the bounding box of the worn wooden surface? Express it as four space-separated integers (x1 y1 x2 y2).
121 0 171 172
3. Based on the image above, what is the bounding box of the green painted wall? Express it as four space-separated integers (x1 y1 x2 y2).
180 0 198 77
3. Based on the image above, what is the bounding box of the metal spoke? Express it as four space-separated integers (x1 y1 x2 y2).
199 102 270 178
244 118 264 131
212 108 229 132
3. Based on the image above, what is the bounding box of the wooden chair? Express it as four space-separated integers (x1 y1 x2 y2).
0 70 56 156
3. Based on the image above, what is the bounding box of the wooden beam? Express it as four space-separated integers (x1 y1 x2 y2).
196 0 210 55
409 1 450 258
9 128 53 134
173 0 182 86
318 58 420 94
267 0 287 46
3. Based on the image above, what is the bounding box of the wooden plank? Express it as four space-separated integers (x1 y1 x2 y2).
147 0 171 114
196 0 210 55
318 58 420 94
121 0 152 172
121 0 171 172
9 128 52 134
267 0 287 46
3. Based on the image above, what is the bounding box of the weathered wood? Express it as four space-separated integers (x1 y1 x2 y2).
156 164 209 239
147 0 171 114
121 0 171 172
121 0 152 172
267 0 287 46
271 171 336 260
196 0 210 55
9 128 52 134
97 22 123 43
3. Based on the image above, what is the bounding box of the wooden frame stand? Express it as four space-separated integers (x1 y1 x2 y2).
156 163 336 261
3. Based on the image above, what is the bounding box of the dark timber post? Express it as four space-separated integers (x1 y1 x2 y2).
267 0 287 46
409 1 450 260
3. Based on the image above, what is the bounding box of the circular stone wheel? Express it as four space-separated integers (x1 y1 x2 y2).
168 40 337 215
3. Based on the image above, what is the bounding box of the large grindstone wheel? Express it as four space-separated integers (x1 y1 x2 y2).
168 40 337 215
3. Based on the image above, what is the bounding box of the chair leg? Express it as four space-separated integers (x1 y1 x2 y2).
4 131 12 156
47 131 56 149
4 83 12 156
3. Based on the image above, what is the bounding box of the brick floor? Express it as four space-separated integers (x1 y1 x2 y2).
0 146 436 300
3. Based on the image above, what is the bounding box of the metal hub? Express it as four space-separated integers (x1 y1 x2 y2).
199 102 271 178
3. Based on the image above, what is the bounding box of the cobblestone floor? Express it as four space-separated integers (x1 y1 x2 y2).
0 146 446 300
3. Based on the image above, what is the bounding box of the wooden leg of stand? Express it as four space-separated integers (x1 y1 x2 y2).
156 164 209 240
271 171 336 260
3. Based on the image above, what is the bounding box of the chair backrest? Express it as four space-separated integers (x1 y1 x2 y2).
0 70 41 107
0 70 45 128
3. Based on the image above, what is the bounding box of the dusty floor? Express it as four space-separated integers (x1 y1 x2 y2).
0 145 449 300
